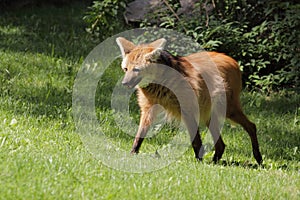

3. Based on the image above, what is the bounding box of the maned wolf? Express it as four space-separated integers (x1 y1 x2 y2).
116 37 262 164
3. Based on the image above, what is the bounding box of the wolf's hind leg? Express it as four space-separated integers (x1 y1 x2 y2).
206 112 226 163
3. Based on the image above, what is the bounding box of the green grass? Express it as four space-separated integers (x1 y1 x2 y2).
1 3 299 199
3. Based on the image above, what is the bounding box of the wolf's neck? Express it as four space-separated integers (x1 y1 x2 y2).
158 51 189 77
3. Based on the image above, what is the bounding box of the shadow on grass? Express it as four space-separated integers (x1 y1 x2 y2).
240 92 300 162
216 160 296 171
0 1 95 60
2 84 72 121
219 160 261 169
0 2 95 122
242 91 300 115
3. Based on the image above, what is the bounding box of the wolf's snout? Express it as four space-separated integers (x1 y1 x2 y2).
122 80 129 86
122 78 134 88
122 76 142 88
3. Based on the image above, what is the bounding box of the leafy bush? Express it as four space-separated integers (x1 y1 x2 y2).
84 0 300 92
0 0 90 9
83 0 129 40
143 0 300 92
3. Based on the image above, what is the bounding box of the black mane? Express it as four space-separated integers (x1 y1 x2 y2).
158 50 189 77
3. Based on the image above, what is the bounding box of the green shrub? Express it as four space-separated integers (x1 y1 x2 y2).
84 0 300 92
83 0 129 41
142 0 300 92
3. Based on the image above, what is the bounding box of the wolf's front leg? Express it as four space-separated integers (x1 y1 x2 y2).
181 112 204 160
131 105 159 154
130 126 148 154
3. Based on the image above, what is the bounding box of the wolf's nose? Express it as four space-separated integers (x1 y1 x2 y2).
122 81 129 86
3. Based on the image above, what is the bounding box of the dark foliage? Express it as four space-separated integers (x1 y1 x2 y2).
0 0 92 10
23 0 300 92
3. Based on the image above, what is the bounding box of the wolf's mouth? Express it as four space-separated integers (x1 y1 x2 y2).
123 77 142 88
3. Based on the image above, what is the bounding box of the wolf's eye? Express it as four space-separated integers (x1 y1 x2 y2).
132 68 140 72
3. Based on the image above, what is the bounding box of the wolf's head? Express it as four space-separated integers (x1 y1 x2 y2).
116 37 166 88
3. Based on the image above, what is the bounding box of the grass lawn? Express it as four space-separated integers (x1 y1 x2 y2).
0 3 299 199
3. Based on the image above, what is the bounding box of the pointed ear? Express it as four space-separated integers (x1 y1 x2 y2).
145 38 167 61
116 37 136 58
149 38 166 49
